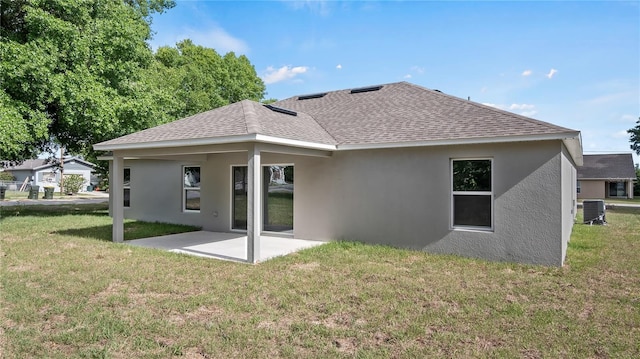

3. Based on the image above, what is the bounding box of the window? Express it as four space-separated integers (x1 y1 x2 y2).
608 181 627 198
577 181 581 194
123 168 130 207
39 171 58 184
451 159 493 229
183 166 200 211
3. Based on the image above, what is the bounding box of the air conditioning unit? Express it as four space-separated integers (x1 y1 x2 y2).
583 200 606 225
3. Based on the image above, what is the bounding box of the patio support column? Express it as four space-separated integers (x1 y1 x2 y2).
111 153 124 243
246 144 262 263
628 181 634 199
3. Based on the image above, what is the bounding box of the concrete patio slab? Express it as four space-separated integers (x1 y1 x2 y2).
127 231 326 263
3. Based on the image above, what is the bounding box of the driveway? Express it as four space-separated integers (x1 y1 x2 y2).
0 192 109 207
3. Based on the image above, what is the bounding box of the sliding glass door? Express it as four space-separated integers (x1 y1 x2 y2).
232 165 293 232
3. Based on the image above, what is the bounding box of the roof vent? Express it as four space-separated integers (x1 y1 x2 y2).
350 85 383 94
264 104 297 116
298 92 326 100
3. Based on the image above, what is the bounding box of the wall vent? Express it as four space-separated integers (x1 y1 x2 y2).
350 85 383 94
264 105 297 116
298 93 326 100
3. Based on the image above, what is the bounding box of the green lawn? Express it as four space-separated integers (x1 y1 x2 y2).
1 204 639 358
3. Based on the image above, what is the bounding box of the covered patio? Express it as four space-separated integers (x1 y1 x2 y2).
127 231 327 263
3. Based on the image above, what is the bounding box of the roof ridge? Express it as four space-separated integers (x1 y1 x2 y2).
301 110 339 145
241 100 261 134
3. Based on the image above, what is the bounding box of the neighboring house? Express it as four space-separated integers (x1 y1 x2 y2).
1 157 96 192
577 154 636 199
94 82 583 266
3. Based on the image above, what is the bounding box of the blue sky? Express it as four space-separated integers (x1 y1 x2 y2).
149 0 640 163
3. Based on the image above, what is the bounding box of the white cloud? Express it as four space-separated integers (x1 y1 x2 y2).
410 66 425 74
336 64 342 70
403 74 412 79
482 103 537 117
546 68 558 79
508 104 535 111
261 65 309 84
522 69 532 76
176 26 249 54
286 0 331 16
612 130 630 139
620 114 637 122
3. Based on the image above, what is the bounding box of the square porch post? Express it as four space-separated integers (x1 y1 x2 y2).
111 154 124 243
246 145 262 263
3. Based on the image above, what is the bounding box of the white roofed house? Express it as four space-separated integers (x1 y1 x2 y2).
94 82 582 266
1 157 96 193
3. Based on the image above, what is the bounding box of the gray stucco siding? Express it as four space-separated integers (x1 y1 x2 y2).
115 139 575 266
294 140 570 266
119 159 203 227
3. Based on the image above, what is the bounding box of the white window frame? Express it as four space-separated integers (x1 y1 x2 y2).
183 165 201 212
450 158 494 231
577 180 581 194
123 167 131 208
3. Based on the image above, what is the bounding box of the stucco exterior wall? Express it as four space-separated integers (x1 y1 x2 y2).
560 144 578 262
119 159 203 227
117 140 575 266
295 140 571 266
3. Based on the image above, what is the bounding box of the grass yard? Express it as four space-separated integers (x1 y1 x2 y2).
1 204 639 358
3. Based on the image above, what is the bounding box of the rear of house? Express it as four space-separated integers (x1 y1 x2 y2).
95 82 582 266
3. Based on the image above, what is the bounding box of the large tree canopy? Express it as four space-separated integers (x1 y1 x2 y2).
1 0 265 167
149 40 266 120
628 117 640 155
0 0 175 162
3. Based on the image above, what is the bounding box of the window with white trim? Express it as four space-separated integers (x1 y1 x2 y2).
183 166 201 211
451 159 493 229
123 168 131 207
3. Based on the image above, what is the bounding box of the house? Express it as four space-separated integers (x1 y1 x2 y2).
0 157 96 192
577 154 636 199
94 82 582 266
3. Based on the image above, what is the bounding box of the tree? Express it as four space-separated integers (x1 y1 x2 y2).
629 117 640 155
148 40 266 119
0 0 175 164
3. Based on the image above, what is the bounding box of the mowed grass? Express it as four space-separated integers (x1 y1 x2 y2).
1 205 639 358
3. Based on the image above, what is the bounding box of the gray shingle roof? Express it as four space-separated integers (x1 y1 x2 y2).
578 154 636 179
96 100 337 147
1 157 96 171
275 82 577 145
95 81 579 150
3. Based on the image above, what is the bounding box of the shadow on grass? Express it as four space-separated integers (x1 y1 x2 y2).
0 203 109 221
54 222 201 242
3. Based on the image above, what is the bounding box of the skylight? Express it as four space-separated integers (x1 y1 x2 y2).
298 93 327 100
350 85 383 94
264 104 297 116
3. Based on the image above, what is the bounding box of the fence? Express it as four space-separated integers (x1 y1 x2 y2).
0 181 25 191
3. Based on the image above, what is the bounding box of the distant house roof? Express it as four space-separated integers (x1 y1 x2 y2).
1 157 95 171
578 154 636 180
94 82 582 163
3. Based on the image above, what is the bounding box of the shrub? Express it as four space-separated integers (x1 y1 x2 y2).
62 174 86 194
0 171 16 181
